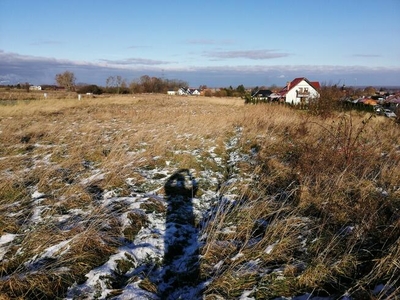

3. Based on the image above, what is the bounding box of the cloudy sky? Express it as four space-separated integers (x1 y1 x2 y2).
1 0 399 88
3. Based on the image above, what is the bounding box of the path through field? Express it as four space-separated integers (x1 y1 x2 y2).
64 123 247 299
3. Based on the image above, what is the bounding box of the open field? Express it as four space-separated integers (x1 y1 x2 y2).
0 93 399 299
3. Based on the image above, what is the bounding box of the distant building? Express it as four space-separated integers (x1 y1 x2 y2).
188 88 201 96
177 87 202 96
29 85 42 91
177 87 188 95
252 89 273 100
279 77 320 105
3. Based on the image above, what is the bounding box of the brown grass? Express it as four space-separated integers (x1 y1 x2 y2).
0 91 399 298
199 107 400 298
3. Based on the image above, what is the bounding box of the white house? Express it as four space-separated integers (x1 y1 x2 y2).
177 88 201 96
177 88 188 95
279 77 320 105
188 88 201 96
29 85 42 91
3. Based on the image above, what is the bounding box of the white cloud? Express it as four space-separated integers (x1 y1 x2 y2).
99 58 171 66
1 50 399 87
203 49 290 60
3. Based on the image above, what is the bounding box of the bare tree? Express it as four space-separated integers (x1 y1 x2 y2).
116 75 126 94
106 76 115 89
23 82 30 93
106 75 127 94
129 75 188 94
55 71 76 91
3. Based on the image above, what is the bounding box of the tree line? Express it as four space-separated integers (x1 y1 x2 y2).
53 71 189 95
53 71 252 97
49 71 387 101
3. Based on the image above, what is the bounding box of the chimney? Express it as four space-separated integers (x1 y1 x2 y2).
286 81 290 90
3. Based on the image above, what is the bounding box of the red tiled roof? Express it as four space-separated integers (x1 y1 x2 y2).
279 77 320 96
310 81 321 90
289 77 305 89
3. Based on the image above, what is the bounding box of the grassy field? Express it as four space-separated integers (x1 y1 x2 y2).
0 92 399 299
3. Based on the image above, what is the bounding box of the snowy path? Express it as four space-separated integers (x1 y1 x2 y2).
62 128 247 299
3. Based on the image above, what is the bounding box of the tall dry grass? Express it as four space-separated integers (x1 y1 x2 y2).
202 110 400 299
0 91 399 298
0 92 247 298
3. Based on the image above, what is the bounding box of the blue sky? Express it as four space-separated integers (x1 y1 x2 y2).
1 0 399 87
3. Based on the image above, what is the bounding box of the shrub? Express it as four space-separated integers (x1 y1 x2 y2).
76 84 103 95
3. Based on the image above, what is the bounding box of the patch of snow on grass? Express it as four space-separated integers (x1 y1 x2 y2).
240 289 255 300
32 190 46 199
40 239 71 259
212 261 223 272
265 241 279 254
231 252 244 261
0 233 17 260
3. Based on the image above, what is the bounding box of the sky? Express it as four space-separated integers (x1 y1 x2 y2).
1 0 400 88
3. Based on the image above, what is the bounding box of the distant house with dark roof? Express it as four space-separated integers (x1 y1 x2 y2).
177 87 188 95
177 87 201 96
252 89 273 100
188 88 201 96
279 77 320 105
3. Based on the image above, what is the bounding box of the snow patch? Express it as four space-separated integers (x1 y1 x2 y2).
32 190 46 199
240 289 255 300
265 241 279 254
0 233 17 260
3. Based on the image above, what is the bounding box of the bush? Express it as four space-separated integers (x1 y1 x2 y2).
76 85 103 95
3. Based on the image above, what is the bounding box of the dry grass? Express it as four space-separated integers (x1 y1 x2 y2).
0 206 121 298
0 92 247 298
0 91 399 298
202 109 400 298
